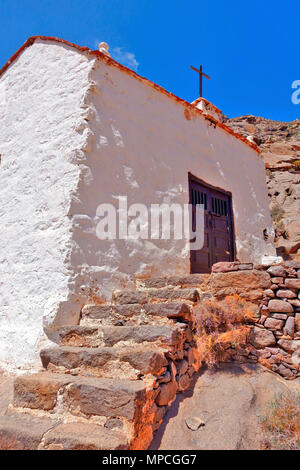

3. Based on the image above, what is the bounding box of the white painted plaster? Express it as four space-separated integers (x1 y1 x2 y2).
0 40 94 370
70 56 275 302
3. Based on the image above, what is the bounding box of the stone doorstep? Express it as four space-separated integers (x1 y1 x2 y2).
58 324 187 348
13 373 150 420
0 413 128 450
211 261 253 273
112 288 200 305
40 345 168 376
81 301 192 324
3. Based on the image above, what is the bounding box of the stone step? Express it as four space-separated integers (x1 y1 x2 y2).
0 412 128 450
40 422 128 450
136 274 207 289
13 372 151 421
58 323 187 348
40 345 168 378
81 301 192 326
112 288 200 305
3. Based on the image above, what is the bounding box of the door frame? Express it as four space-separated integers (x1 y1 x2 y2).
188 172 236 272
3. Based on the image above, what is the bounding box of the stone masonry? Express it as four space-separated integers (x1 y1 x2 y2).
0 262 299 450
211 261 300 379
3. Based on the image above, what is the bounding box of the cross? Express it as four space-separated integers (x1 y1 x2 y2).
190 64 211 98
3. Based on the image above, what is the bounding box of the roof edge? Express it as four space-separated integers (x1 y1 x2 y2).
0 36 261 155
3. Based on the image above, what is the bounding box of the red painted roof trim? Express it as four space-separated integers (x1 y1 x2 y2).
0 36 260 154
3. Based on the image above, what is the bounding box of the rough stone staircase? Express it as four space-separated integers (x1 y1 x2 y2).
0 275 204 450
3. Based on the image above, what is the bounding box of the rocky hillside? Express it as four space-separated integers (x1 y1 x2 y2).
225 116 300 259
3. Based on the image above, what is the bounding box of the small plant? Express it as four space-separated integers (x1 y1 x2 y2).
260 394 300 450
270 204 285 223
194 295 256 368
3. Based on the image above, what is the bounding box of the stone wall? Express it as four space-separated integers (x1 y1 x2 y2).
250 262 300 379
210 261 300 379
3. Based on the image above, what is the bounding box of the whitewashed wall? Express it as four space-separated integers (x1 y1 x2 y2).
0 41 94 370
0 40 275 370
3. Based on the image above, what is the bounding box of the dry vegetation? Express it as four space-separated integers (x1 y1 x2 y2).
194 294 256 368
260 394 300 450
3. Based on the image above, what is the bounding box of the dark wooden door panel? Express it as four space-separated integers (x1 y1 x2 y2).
189 176 234 273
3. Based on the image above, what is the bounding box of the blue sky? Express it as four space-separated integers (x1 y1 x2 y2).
0 0 299 121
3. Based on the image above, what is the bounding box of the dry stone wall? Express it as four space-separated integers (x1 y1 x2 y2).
211 261 300 379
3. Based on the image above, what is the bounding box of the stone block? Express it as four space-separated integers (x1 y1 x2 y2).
277 364 294 378
144 302 191 319
271 313 287 320
148 288 199 302
276 289 297 299
102 325 184 348
177 373 191 392
119 349 168 375
267 265 286 277
167 274 207 287
249 327 276 348
113 290 148 305
42 422 128 450
268 299 294 313
81 305 112 320
264 318 284 331
278 339 300 353
176 359 188 376
296 313 300 332
283 317 295 338
212 262 239 273
0 413 58 450
13 373 74 411
156 381 177 406
40 346 117 371
68 377 147 420
284 278 300 289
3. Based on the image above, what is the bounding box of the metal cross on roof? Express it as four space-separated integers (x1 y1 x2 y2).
190 64 211 98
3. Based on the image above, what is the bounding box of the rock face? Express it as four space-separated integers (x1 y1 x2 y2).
150 363 300 450
225 115 300 259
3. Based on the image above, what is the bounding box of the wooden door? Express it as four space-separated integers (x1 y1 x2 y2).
189 176 234 273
